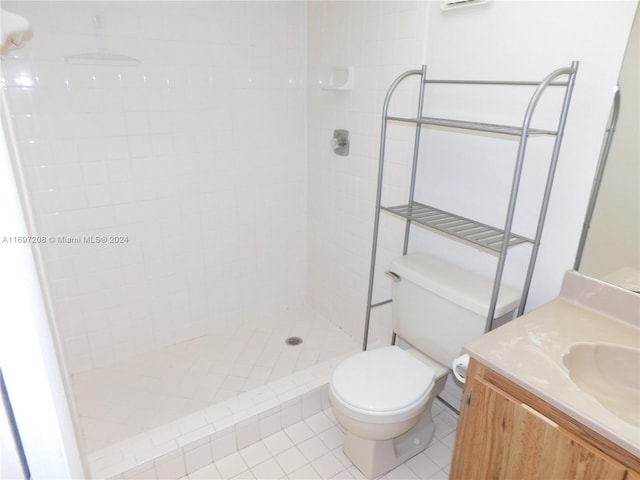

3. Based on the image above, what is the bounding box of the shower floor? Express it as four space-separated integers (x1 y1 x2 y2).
71 305 361 453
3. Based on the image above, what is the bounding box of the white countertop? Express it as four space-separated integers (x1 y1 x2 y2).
462 271 640 458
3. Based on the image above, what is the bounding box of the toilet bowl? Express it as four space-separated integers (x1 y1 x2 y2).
329 345 449 478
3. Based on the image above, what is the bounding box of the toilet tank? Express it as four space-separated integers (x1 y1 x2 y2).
389 253 521 367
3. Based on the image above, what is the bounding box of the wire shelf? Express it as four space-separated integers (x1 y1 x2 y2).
380 202 532 253
386 116 557 136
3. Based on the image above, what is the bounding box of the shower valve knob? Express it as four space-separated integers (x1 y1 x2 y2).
331 129 349 156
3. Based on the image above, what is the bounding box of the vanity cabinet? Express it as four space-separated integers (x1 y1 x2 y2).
451 358 640 480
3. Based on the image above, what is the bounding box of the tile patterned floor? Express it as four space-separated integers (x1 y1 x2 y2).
184 402 458 480
72 306 361 452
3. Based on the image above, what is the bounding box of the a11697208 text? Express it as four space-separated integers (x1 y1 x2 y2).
2 235 129 245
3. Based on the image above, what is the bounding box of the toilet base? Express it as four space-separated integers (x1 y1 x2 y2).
343 408 436 479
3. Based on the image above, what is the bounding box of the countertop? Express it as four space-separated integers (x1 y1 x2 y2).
462 271 640 458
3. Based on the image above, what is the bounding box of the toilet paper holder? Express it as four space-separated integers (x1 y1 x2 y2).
452 354 470 383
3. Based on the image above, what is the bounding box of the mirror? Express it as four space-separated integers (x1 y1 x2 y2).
575 8 640 292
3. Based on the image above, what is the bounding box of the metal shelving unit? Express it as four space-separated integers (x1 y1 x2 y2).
363 62 579 350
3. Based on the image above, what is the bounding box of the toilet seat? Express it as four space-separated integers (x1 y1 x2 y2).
331 346 435 417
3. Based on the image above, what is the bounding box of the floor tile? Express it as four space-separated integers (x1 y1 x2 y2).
329 468 356 479
386 463 419 480
304 412 335 435
231 470 255 479
214 452 249 479
425 471 449 480
346 465 368 480
330 446 352 469
284 421 315 444
298 436 330 462
317 426 344 450
288 464 321 479
275 447 309 475
309 452 345 479
239 441 272 468
405 452 441 480
251 458 286 480
263 431 295 456
424 440 453 469
441 430 456 451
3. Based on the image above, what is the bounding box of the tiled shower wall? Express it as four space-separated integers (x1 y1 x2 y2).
306 1 428 343
2 1 307 374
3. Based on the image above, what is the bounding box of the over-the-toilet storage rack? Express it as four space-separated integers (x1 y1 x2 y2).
363 62 579 350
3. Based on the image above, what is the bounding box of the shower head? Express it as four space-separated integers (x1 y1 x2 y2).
65 15 140 66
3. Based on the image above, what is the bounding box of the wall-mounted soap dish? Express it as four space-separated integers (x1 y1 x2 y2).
323 66 354 91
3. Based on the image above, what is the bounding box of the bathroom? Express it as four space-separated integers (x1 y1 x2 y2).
0 1 637 479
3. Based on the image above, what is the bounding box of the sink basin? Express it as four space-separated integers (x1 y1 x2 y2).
563 343 640 427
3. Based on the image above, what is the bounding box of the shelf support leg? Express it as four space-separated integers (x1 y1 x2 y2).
519 61 579 313
403 65 428 255
362 68 425 350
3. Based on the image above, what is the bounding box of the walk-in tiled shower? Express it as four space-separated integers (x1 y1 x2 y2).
1 2 427 477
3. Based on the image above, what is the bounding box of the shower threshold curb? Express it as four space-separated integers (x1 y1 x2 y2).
89 350 358 480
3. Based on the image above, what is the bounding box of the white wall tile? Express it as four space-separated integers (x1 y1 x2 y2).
306 1 429 342
235 417 260 450
154 449 187 480
211 427 237 462
258 411 281 440
280 398 302 429
183 438 213 476
301 388 322 419
122 461 157 480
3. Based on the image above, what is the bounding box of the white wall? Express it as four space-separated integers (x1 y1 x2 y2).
417 0 638 311
2 1 308 374
306 0 638 345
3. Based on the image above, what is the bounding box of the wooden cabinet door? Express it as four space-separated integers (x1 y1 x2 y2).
450 376 627 480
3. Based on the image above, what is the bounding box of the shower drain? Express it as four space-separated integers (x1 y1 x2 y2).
285 336 303 346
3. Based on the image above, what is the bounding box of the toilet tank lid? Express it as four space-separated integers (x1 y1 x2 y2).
389 253 521 318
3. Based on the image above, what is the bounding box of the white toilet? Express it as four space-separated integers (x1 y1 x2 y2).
330 253 520 478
